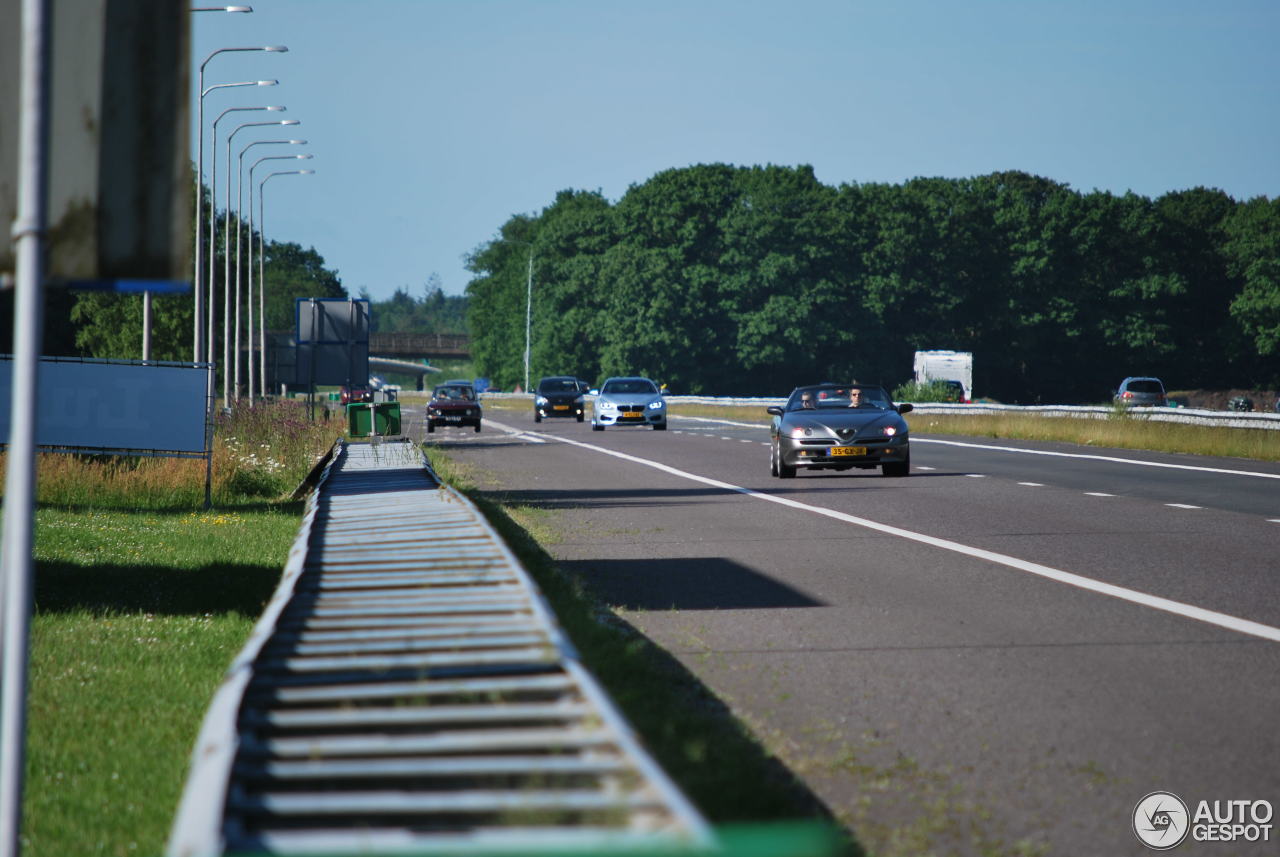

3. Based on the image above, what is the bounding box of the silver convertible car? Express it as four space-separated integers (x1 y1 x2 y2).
768 383 913 478
590 376 667 430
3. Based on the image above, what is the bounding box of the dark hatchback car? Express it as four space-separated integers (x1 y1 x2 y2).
1114 377 1167 407
426 382 482 433
768 383 912 478
534 376 587 422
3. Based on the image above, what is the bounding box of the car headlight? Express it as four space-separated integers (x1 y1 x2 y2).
790 427 812 438
648 400 664 410
882 426 898 436
599 401 616 411
535 396 548 405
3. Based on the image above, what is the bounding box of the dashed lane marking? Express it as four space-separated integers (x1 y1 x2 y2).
480 419 1280 645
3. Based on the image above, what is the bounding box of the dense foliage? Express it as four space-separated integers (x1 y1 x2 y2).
362 276 469 335
465 166 1279 402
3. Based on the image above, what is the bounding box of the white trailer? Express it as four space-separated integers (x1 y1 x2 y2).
913 350 973 402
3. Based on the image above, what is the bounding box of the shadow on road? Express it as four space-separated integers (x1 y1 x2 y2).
559 556 825 610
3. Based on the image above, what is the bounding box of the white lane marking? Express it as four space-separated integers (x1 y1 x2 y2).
917 466 936 471
1166 503 1202 510
1019 482 1044 487
915 437 1280 480
965 474 986 478
673 415 767 429
672 415 1280 483
740 439 754 443
1085 492 1114 497
720 436 735 441
1270 519 1280 524
486 419 1280 644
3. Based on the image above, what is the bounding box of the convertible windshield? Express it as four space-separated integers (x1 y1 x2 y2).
433 385 475 401
602 379 658 395
787 385 893 411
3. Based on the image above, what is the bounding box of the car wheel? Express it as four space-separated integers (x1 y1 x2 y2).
881 452 910 477
426 421 435 434
534 413 542 423
776 442 796 479
769 441 779 477
474 422 482 433
576 413 584 422
592 423 604 431
653 422 666 431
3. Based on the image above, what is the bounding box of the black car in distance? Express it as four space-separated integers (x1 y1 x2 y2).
534 376 587 422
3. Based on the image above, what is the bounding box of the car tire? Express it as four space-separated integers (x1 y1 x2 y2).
592 423 604 431
881 453 910 477
769 441 779 477
776 442 796 479
534 413 542 423
474 422 482 433
653 422 666 431
576 413 584 422
426 421 435 434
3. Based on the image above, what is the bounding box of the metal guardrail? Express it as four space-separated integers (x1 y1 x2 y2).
168 439 712 856
482 392 1280 431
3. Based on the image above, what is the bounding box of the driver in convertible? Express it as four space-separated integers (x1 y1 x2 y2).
848 388 865 407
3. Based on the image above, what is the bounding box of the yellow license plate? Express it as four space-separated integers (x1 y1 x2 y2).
552 404 569 410
831 446 867 456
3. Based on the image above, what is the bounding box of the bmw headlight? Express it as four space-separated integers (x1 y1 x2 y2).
535 396 548 406
648 400 664 410
599 400 616 411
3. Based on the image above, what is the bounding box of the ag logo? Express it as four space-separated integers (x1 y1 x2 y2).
1133 791 1190 850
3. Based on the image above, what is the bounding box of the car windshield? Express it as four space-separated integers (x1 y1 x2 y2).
433 386 474 400
787 385 894 411
1126 380 1163 394
602 379 657 395
538 378 580 394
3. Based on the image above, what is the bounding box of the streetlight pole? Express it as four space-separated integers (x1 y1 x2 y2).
215 106 285 398
224 120 297 401
238 136 303 397
259 169 315 397
194 44 286 363
524 248 533 394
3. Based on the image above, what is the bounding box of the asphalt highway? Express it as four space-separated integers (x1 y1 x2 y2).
415 403 1280 856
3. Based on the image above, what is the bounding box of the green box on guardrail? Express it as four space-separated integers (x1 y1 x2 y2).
347 402 401 437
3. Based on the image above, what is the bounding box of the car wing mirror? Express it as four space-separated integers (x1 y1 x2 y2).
766 406 784 416
897 403 914 414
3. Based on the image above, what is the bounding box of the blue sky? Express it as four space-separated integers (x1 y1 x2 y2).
192 1 1280 301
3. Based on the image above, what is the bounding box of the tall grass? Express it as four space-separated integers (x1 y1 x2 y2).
1 398 342 509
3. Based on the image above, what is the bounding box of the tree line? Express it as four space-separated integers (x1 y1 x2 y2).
464 165 1279 402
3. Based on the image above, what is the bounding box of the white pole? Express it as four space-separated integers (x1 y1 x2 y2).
1 4 48 857
524 248 533 393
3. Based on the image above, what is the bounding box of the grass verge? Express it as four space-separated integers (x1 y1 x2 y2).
422 445 863 856
7 400 338 856
24 506 301 857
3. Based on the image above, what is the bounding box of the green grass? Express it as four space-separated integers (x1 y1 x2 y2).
24 506 301 857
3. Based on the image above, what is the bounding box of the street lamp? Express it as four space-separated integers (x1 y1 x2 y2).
259 169 315 397
237 135 304 397
214 106 285 399
504 240 536 392
223 120 299 400
194 44 286 362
